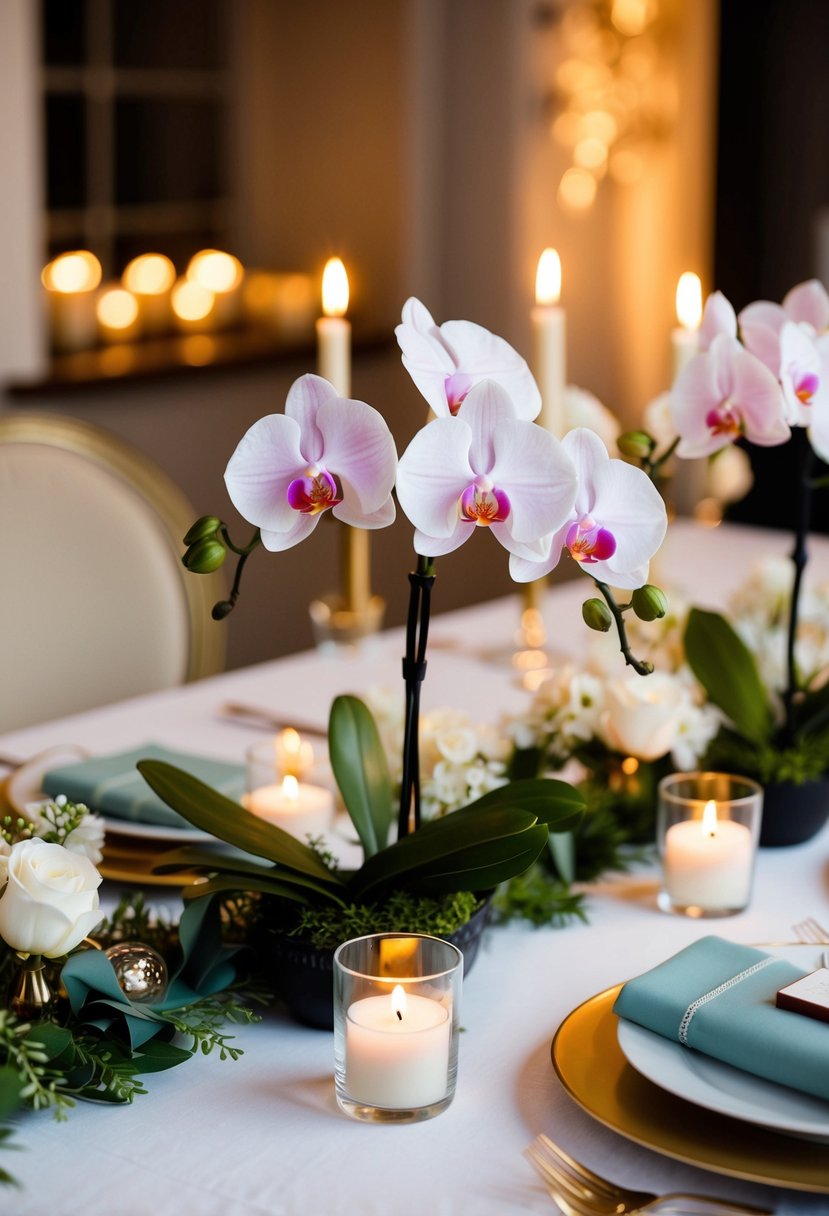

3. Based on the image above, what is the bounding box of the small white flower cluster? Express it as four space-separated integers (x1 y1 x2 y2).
365 689 510 820
0 795 105 887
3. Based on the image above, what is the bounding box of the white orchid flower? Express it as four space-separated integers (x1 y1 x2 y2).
509 428 667 590
395 379 577 558
395 297 541 419
224 373 397 552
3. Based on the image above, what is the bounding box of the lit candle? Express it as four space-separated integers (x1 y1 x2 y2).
171 278 217 334
532 248 567 438
186 249 244 330
246 773 334 839
663 799 753 911
42 251 102 353
671 271 702 383
275 728 314 780
345 984 451 1108
122 253 176 336
316 258 370 616
96 286 141 344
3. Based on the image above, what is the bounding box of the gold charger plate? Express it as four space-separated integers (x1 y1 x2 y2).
100 841 203 888
552 984 829 1194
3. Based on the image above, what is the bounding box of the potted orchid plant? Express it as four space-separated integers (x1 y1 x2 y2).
625 278 829 845
140 298 669 1021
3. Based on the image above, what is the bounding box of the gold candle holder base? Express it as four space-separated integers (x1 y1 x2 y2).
10 954 55 1020
309 594 386 654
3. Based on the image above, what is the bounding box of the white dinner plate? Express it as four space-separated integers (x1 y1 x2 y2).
617 945 829 1144
101 816 213 844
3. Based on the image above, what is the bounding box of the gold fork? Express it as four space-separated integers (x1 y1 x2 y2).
524 1135 772 1216
792 917 829 944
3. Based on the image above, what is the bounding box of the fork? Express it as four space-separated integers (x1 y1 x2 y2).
792 916 829 944
524 1135 772 1216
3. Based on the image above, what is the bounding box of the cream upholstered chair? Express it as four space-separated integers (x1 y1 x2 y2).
0 412 226 732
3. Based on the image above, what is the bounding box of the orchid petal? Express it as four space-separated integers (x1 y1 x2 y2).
413 524 469 557
699 291 737 351
440 321 541 420
316 397 397 513
508 526 568 581
784 279 829 331
260 513 318 552
588 458 667 572
334 495 397 529
488 423 577 543
779 321 822 425
561 428 608 516
396 418 475 538
739 300 786 373
224 414 305 532
456 380 518 472
284 373 337 462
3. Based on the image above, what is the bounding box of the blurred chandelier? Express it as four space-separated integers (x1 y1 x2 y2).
543 0 677 213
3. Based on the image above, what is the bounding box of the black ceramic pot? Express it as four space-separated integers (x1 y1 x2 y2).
266 896 493 1030
759 777 829 847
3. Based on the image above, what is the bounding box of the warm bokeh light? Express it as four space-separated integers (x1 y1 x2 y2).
171 279 215 322
611 0 653 37
581 109 618 143
122 253 176 295
96 287 139 330
186 249 243 294
535 248 562 307
574 136 608 171
42 251 102 294
321 257 349 317
557 167 597 212
676 271 703 330
621 756 640 776
608 148 645 184
701 799 719 834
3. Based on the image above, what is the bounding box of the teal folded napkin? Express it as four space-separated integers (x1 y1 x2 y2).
613 936 829 1102
42 743 244 831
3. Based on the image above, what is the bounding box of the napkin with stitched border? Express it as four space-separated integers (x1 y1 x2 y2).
613 935 829 1102
42 743 244 831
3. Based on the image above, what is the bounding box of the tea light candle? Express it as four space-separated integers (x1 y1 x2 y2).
532 248 566 437
42 251 102 353
246 774 334 839
671 271 702 383
663 799 753 911
122 253 175 336
345 984 451 1109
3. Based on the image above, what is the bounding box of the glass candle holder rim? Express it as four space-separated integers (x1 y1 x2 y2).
658 770 763 812
333 932 463 983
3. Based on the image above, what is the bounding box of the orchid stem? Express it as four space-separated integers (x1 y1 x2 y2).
213 528 261 618
593 579 653 676
783 446 816 743
398 554 436 840
644 436 680 480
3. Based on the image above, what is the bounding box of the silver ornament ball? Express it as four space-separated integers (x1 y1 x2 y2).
105 941 168 1003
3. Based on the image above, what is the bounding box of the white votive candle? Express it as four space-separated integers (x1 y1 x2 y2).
346 984 451 1109
316 257 351 395
663 799 753 911
531 248 567 438
246 774 333 839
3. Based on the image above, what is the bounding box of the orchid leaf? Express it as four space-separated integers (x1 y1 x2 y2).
137 760 343 888
547 831 576 885
179 873 336 906
460 778 584 831
684 608 772 745
347 806 548 903
152 846 342 901
327 695 393 859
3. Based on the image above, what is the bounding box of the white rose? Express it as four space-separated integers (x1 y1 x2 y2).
599 672 688 761
0 838 103 957
0 838 9 889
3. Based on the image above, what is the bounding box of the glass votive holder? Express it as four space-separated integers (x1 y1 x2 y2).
333 933 463 1123
243 738 334 840
657 772 763 917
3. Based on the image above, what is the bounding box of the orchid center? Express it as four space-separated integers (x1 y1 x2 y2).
459 475 510 526
795 370 820 405
444 371 474 415
566 516 617 564
286 465 342 515
705 399 744 439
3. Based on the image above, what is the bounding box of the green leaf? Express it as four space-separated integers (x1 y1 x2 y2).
684 608 772 745
348 806 548 903
152 845 341 901
328 696 393 859
460 778 584 832
547 831 576 884
137 761 343 889
796 680 829 739
0 1069 23 1121
180 873 327 906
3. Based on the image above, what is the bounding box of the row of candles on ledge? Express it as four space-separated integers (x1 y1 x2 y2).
41 247 317 354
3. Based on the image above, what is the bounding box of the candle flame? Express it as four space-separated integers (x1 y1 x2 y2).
278 727 301 756
97 287 139 330
701 799 718 837
281 774 300 803
535 248 562 306
123 253 175 295
322 257 349 317
621 756 639 776
42 250 102 294
390 984 407 1021
676 272 702 331
276 728 314 778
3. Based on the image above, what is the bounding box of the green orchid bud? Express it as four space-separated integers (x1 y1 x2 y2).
183 515 222 546
211 599 235 620
631 584 668 621
183 538 226 573
617 430 655 461
582 597 613 632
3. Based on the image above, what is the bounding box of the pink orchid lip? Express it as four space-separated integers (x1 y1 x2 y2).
565 517 617 564
796 371 820 404
459 477 511 526
444 371 474 415
286 466 342 515
705 402 743 438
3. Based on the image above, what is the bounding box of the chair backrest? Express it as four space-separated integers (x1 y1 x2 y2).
0 412 226 731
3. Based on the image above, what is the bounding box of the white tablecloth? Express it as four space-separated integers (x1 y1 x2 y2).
3 521 829 1216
